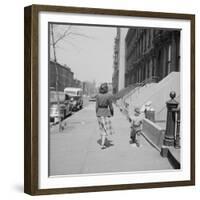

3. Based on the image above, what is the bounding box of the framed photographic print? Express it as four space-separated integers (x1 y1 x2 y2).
24 4 195 195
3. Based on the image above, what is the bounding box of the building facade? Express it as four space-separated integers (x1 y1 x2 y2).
49 61 74 91
125 28 180 87
82 81 97 96
112 28 120 94
73 79 82 88
112 28 128 93
118 28 128 91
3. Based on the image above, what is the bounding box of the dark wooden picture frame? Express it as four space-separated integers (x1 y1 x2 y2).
24 4 195 195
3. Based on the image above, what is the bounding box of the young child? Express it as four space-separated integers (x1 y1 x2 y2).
129 107 143 147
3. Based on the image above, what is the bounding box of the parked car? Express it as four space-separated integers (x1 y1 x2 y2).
64 93 73 114
50 91 72 123
50 103 66 123
64 87 83 111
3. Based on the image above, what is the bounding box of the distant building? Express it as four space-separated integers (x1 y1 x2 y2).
112 28 128 94
125 28 180 87
49 61 74 91
107 82 113 94
73 79 82 88
112 28 120 94
118 28 128 91
82 81 97 96
112 28 128 93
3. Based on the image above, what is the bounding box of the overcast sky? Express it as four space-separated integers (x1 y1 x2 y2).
50 24 117 86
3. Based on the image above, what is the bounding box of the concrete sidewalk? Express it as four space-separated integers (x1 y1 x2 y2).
49 103 173 176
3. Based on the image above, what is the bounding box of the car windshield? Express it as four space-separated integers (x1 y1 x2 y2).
65 91 77 96
51 104 58 109
50 106 58 113
50 104 65 109
70 96 80 100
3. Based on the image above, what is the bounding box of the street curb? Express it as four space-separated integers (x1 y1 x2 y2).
141 131 161 152
167 149 180 169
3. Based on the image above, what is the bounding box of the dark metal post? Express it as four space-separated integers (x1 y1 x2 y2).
175 109 181 148
163 91 179 146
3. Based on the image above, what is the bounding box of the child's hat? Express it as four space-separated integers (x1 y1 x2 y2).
134 107 141 114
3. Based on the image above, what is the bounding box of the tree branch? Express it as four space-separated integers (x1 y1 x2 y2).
54 25 72 45
52 26 94 46
67 32 95 40
56 39 81 54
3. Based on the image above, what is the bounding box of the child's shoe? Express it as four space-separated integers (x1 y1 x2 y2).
136 141 140 147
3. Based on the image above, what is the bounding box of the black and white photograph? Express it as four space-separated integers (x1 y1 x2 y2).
48 23 181 176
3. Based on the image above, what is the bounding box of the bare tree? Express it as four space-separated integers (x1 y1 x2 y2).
50 24 64 132
50 24 93 132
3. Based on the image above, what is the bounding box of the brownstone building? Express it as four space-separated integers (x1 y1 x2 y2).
49 61 74 91
125 28 180 87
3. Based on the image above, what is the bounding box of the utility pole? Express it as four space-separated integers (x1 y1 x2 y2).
50 24 62 132
50 24 92 132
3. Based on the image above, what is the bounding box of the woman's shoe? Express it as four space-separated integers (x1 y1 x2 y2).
101 145 106 149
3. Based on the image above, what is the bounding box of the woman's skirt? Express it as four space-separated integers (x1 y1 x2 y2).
97 116 114 136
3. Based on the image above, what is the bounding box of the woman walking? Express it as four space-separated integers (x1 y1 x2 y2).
96 83 114 149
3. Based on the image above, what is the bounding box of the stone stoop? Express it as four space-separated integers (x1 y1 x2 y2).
142 118 165 150
122 72 180 121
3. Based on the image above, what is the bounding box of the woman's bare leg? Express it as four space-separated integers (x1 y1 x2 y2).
101 135 106 146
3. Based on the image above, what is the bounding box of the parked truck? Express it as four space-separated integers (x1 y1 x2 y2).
64 87 83 111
